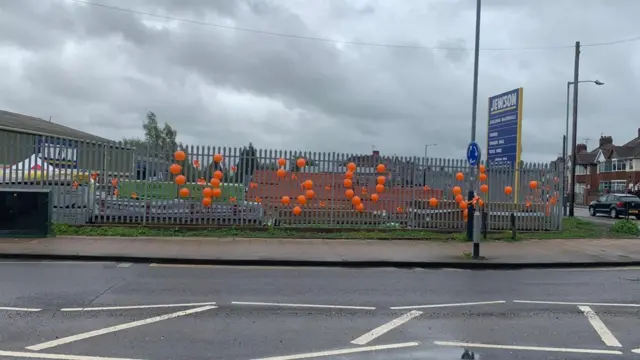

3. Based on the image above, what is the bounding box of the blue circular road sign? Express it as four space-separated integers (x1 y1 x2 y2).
467 141 481 166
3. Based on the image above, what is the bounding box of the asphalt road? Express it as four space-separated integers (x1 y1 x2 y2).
574 206 640 227
1 261 639 360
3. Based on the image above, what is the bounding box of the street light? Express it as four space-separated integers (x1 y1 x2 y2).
563 79 604 216
424 143 437 160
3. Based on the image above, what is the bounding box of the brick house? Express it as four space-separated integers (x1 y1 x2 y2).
568 128 640 204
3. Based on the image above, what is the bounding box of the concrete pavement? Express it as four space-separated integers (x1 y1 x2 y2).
0 236 640 268
0 261 639 359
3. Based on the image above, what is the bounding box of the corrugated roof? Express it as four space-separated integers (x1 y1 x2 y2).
0 110 111 143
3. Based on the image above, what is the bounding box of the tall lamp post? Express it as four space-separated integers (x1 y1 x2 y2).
424 143 437 161
468 0 482 258
563 79 604 216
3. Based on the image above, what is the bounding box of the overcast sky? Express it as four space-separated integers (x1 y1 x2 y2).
1 0 638 162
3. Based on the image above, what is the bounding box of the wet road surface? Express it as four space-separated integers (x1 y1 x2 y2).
0 260 639 359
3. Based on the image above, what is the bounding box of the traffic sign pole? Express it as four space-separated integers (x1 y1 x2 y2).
466 142 481 258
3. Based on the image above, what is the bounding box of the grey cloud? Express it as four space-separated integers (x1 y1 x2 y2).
0 0 639 162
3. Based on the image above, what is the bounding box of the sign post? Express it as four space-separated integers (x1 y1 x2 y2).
466 141 481 258
487 88 524 202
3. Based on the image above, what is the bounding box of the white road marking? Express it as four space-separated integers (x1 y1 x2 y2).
351 310 422 345
578 305 622 347
433 341 624 355
116 263 132 268
249 342 420 360
0 349 144 360
26 305 216 351
390 300 506 310
632 348 640 354
514 300 640 307
0 307 41 312
60 302 217 311
231 301 375 310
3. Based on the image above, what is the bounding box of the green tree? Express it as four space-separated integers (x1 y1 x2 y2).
235 143 258 184
123 111 198 180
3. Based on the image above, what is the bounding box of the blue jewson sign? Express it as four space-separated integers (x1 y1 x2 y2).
486 88 523 169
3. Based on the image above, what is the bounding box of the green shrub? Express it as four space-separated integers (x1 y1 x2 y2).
611 220 639 236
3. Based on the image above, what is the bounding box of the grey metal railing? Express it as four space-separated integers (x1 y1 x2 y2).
0 132 563 231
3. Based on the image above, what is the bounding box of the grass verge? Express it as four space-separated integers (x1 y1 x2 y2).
52 217 636 241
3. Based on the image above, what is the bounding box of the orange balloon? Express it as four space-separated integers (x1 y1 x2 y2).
277 158 286 167
376 164 386 174
429 198 438 207
214 170 223 180
375 184 385 193
212 188 222 197
529 180 538 190
347 162 357 172
478 199 485 207
169 164 182 175
296 158 306 168
202 187 213 197
179 187 190 197
479 173 487 182
452 186 462 196
504 186 513 195
455 194 464 203
376 176 386 185
343 178 353 188
303 180 313 189
305 189 315 199
344 171 354 179
281 196 291 205
174 150 186 161
202 197 212 207
213 154 223 163
459 200 468 209
479 164 486 173
480 184 489 193
297 195 307 205
276 168 286 178
175 175 186 185
345 189 355 199
456 172 464 181
210 178 221 188
550 197 557 205
351 196 362 206
355 203 365 212
463 208 469 218
370 193 379 202
293 206 302 216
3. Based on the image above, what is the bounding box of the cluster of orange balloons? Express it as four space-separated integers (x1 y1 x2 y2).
341 162 387 213
276 157 287 178
169 150 224 206
280 158 310 216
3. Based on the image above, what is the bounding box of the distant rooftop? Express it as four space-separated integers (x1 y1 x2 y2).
0 110 111 143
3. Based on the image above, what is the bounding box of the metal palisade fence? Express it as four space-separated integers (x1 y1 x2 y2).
0 132 563 231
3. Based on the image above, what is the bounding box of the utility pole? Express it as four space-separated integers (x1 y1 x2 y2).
569 41 580 217
468 0 482 258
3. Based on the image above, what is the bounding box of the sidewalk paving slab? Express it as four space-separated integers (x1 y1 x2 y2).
0 236 638 269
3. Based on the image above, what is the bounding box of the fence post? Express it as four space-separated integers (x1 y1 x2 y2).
510 212 516 240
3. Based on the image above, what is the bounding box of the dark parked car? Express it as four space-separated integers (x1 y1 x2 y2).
589 193 640 219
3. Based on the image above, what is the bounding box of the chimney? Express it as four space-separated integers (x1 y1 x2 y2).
599 135 613 147
576 144 587 153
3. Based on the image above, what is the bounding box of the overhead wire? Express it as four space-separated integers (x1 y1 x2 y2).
68 0 640 52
